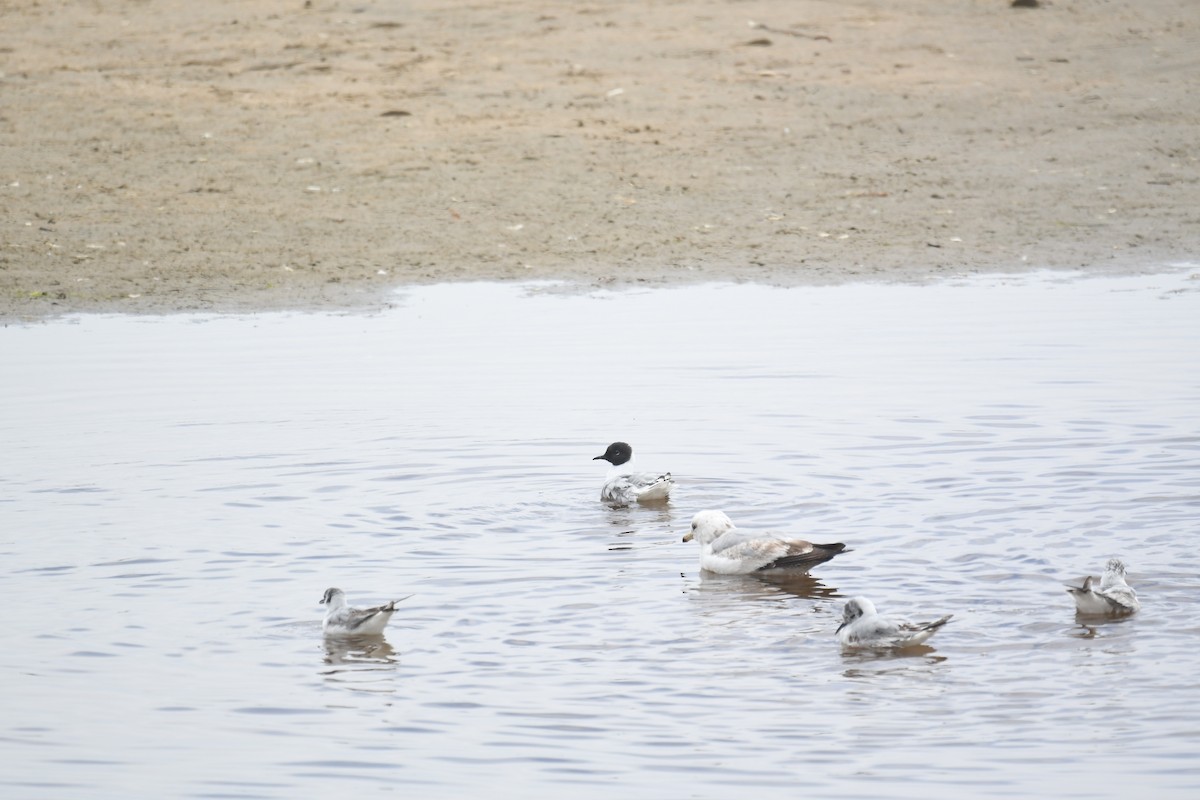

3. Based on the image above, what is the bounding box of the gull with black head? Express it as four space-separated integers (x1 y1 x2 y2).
593 441 674 505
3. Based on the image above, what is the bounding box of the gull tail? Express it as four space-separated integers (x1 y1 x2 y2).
924 614 953 633
764 542 848 572
635 473 674 503
385 594 415 611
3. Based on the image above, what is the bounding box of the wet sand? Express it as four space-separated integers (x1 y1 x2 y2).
2 0 1198 320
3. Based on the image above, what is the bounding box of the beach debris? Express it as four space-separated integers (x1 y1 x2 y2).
748 20 831 42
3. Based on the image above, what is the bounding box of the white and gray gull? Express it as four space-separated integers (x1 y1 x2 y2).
681 510 847 574
1065 558 1140 615
593 441 674 505
836 596 953 649
320 587 412 637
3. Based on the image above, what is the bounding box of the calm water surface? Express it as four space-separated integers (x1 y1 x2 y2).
3 272 1199 798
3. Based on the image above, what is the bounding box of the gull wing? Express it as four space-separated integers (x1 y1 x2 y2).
710 530 846 571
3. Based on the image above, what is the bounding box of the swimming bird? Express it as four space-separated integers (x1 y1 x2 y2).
837 596 953 648
681 510 847 574
1065 558 1140 615
593 441 674 505
319 587 411 637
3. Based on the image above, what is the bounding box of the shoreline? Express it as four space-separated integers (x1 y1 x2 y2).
8 260 1197 326
3 0 1198 322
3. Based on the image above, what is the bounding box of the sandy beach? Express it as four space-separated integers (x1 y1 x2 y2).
2 0 1197 320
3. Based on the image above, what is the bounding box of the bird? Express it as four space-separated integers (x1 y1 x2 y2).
593 441 674 505
319 587 411 636
681 510 847 574
836 596 953 649
1065 558 1140 615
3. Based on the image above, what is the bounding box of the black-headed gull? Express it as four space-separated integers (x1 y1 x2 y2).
1065 558 1140 615
593 441 674 505
320 587 411 636
836 596 952 648
681 510 847 574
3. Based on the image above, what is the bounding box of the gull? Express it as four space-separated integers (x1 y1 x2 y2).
837 597 953 648
593 441 674 505
681 509 847 574
1065 558 1140 615
319 587 411 637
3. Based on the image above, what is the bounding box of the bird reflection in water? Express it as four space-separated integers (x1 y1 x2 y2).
604 504 677 552
695 570 840 601
322 635 398 670
841 652 949 680
1068 613 1137 640
841 645 949 669
757 572 841 601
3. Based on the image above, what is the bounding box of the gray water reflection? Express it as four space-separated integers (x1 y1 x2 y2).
2 271 1199 798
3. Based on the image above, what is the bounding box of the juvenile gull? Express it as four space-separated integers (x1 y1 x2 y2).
593 441 674 505
1065 558 1140 615
837 597 953 649
681 510 847 574
320 587 411 637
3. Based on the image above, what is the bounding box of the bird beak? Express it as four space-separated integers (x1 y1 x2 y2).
835 621 847 633
592 455 605 461
682 531 693 542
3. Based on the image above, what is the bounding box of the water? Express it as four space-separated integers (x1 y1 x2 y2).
2 271 1199 798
